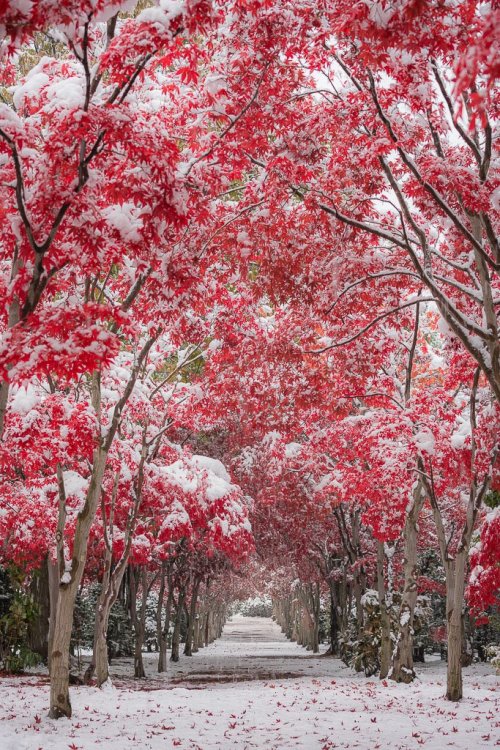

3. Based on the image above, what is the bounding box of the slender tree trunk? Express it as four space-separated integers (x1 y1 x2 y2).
193 611 201 652
351 511 366 637
158 586 173 672
312 583 320 653
94 616 111 687
91 458 146 686
171 590 185 663
0 258 21 440
184 578 200 657
377 541 392 679
49 581 78 718
204 610 210 647
47 557 59 673
91 559 130 687
390 482 424 684
425 371 497 700
49 450 107 718
327 583 339 655
130 567 148 679
445 553 468 701
156 565 167 672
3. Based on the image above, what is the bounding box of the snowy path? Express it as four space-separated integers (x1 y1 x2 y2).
0 615 498 750
135 614 330 687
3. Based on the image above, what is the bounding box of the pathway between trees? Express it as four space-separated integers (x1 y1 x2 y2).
165 615 324 686
0 615 497 749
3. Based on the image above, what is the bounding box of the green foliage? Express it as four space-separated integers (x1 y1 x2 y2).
484 490 500 509
318 602 329 644
339 590 382 677
72 584 134 659
339 588 433 676
417 549 447 654
474 611 500 661
143 592 160 650
0 567 42 673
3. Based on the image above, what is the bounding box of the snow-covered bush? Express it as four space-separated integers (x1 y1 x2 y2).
236 596 273 618
340 590 433 676
486 644 500 674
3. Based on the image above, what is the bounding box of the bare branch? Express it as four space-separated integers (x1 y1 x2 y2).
325 269 420 315
404 295 420 404
183 62 271 178
307 297 435 353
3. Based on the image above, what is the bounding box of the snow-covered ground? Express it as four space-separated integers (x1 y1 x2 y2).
0 615 498 749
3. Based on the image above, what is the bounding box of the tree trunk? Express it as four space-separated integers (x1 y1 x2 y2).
130 567 147 679
390 482 424 684
193 612 201 653
171 590 185 663
312 583 320 654
48 580 77 719
158 586 173 672
47 557 59 673
377 541 392 679
184 578 200 657
156 566 167 672
49 449 107 718
134 625 145 678
445 553 467 701
0 263 21 440
204 610 210 647
327 583 339 655
94 618 110 687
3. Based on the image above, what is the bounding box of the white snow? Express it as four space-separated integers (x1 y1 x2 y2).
63 470 89 513
137 0 186 30
204 73 227 96
160 499 191 531
10 384 39 415
414 427 436 456
103 203 144 243
0 616 497 749
160 455 235 503
284 441 302 459
451 412 472 450
45 77 85 112
190 454 231 483
400 610 411 627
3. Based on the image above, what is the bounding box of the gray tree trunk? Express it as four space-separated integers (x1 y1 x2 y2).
390 482 424 684
49 450 107 718
158 586 173 673
377 541 392 679
184 578 200 657
171 590 185 662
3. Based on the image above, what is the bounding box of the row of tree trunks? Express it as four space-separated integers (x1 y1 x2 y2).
273 582 321 654
130 567 159 678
